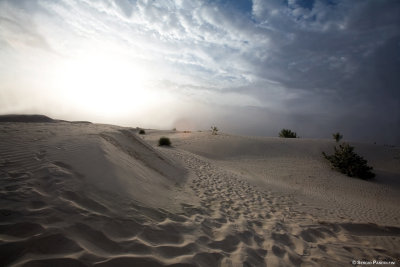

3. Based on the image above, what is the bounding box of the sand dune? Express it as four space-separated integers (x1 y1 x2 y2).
0 114 55 123
145 131 400 225
0 121 399 266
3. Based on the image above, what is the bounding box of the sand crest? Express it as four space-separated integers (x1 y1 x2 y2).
1 122 399 266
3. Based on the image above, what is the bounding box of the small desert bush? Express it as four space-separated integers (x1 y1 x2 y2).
211 126 219 135
158 137 171 146
322 143 375 180
332 132 343 142
279 129 297 138
139 129 146 135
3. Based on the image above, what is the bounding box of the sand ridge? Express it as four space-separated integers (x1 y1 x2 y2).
0 122 399 266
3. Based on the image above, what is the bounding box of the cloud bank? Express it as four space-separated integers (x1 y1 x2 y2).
0 0 399 144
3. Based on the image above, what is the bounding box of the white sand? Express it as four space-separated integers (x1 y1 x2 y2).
0 122 399 266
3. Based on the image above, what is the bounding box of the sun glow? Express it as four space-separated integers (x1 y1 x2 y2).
53 50 155 117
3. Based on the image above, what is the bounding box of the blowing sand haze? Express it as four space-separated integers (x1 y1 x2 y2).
0 117 399 266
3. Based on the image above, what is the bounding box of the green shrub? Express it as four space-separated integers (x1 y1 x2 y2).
211 126 219 135
332 132 343 142
139 129 146 135
322 143 375 180
279 129 297 138
158 137 171 146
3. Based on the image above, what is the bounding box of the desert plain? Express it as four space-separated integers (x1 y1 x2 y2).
0 117 399 266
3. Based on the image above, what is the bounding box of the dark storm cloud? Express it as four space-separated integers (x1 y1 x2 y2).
229 0 400 144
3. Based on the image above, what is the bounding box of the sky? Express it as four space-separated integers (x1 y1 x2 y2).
0 0 399 144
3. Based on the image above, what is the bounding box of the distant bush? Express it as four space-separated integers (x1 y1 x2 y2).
139 129 146 135
332 132 343 142
279 129 297 138
323 143 375 180
158 137 171 146
211 126 219 135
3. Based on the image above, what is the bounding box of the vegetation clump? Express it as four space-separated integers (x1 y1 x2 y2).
158 137 171 146
279 129 297 138
332 132 343 142
211 126 219 135
139 129 146 135
323 142 375 180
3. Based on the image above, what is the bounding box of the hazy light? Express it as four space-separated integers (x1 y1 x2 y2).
52 48 156 117
0 0 398 144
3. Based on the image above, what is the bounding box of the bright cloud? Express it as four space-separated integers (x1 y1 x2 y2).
0 0 399 144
